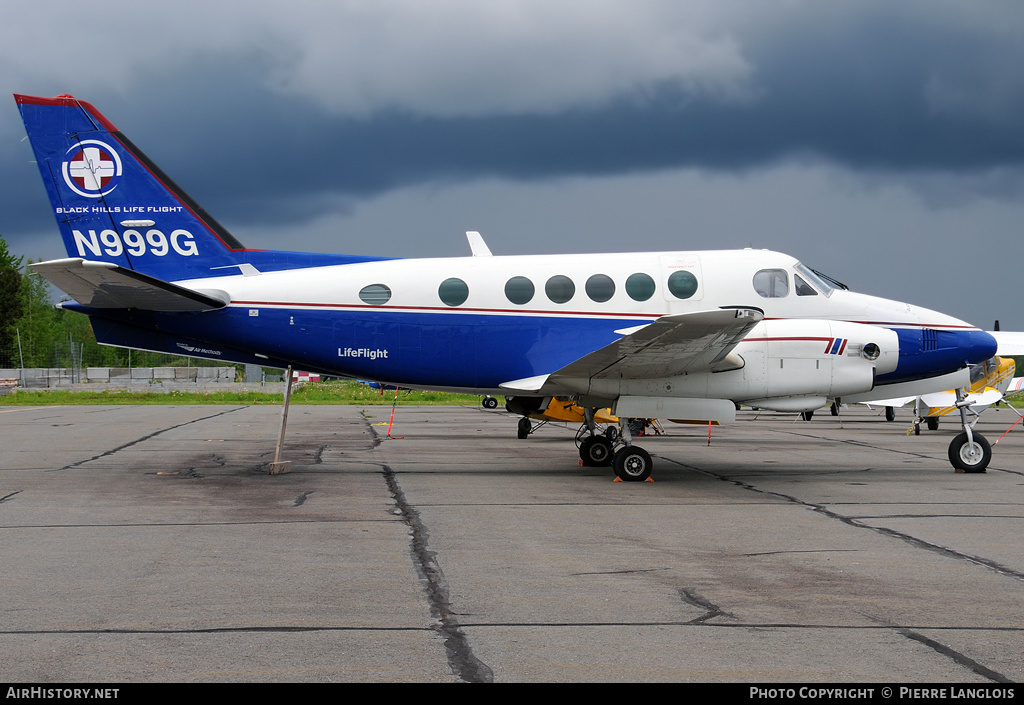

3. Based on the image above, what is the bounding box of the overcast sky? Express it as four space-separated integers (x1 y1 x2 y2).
2 1 1022 329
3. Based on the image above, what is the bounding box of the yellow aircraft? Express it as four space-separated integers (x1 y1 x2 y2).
502 395 660 466
867 355 1017 432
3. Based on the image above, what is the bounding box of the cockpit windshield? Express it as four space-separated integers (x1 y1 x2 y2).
794 263 835 297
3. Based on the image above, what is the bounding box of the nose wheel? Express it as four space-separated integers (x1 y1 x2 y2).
948 431 991 473
948 388 991 473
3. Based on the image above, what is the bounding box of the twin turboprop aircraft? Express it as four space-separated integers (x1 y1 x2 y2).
15 94 999 479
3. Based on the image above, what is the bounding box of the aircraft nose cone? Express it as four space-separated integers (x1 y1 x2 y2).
968 329 998 363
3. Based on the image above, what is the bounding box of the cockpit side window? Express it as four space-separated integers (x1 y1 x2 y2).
794 274 817 296
753 269 789 298
970 360 989 385
794 263 834 296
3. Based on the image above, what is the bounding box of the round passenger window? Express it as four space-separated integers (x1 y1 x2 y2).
625 272 656 301
438 278 469 306
585 274 615 303
545 275 575 304
358 283 392 305
667 270 699 299
504 276 535 305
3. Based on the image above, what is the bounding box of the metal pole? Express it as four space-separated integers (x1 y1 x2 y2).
269 365 294 475
16 329 23 382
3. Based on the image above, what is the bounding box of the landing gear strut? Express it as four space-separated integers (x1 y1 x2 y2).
948 388 990 473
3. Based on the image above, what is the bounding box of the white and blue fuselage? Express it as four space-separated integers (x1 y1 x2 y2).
15 93 999 477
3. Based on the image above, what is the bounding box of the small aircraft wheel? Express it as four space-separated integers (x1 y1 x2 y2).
885 406 895 422
800 410 814 421
580 436 613 466
613 446 652 482
517 416 531 439
926 416 939 431
948 432 991 473
830 402 839 416
603 426 618 441
482 396 498 409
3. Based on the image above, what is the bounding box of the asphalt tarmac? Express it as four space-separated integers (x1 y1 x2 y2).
1 402 1022 683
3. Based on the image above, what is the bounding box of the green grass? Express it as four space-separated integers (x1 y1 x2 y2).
0 380 487 406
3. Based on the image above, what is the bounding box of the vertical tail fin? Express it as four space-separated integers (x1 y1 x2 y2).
15 94 248 281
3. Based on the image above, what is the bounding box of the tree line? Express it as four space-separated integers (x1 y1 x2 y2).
0 235 223 370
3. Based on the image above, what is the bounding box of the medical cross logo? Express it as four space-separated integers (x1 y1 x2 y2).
62 140 122 198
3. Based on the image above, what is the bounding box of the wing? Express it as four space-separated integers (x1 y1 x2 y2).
920 388 1006 415
502 307 763 394
991 331 1024 356
858 396 915 408
30 258 229 312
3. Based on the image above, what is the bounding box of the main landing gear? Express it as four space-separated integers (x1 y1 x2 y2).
577 408 654 482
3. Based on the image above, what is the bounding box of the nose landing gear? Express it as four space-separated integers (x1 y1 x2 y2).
948 388 990 473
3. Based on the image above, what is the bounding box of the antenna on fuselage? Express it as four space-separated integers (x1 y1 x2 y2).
466 231 493 257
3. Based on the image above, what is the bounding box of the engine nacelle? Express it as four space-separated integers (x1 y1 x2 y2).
737 319 899 409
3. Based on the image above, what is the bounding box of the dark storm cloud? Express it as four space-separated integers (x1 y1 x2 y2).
14 14 1015 237
3 2 1022 255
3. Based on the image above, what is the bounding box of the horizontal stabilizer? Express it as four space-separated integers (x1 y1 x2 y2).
30 258 229 311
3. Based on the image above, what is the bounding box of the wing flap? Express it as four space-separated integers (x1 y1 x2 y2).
30 258 229 311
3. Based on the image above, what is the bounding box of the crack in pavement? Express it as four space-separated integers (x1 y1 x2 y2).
896 627 1013 683
361 410 492 682
382 463 494 683
660 454 1024 584
658 453 1019 682
54 408 249 472
679 587 735 623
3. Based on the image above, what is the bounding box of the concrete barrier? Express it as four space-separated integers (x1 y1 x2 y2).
0 367 240 390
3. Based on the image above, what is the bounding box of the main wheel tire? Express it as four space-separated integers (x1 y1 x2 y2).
612 446 652 482
579 436 613 466
482 396 498 409
517 416 531 439
885 406 895 422
948 431 991 473
926 416 939 431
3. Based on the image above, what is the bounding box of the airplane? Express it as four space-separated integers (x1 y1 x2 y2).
14 93 999 480
862 355 1016 432
504 394 658 454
